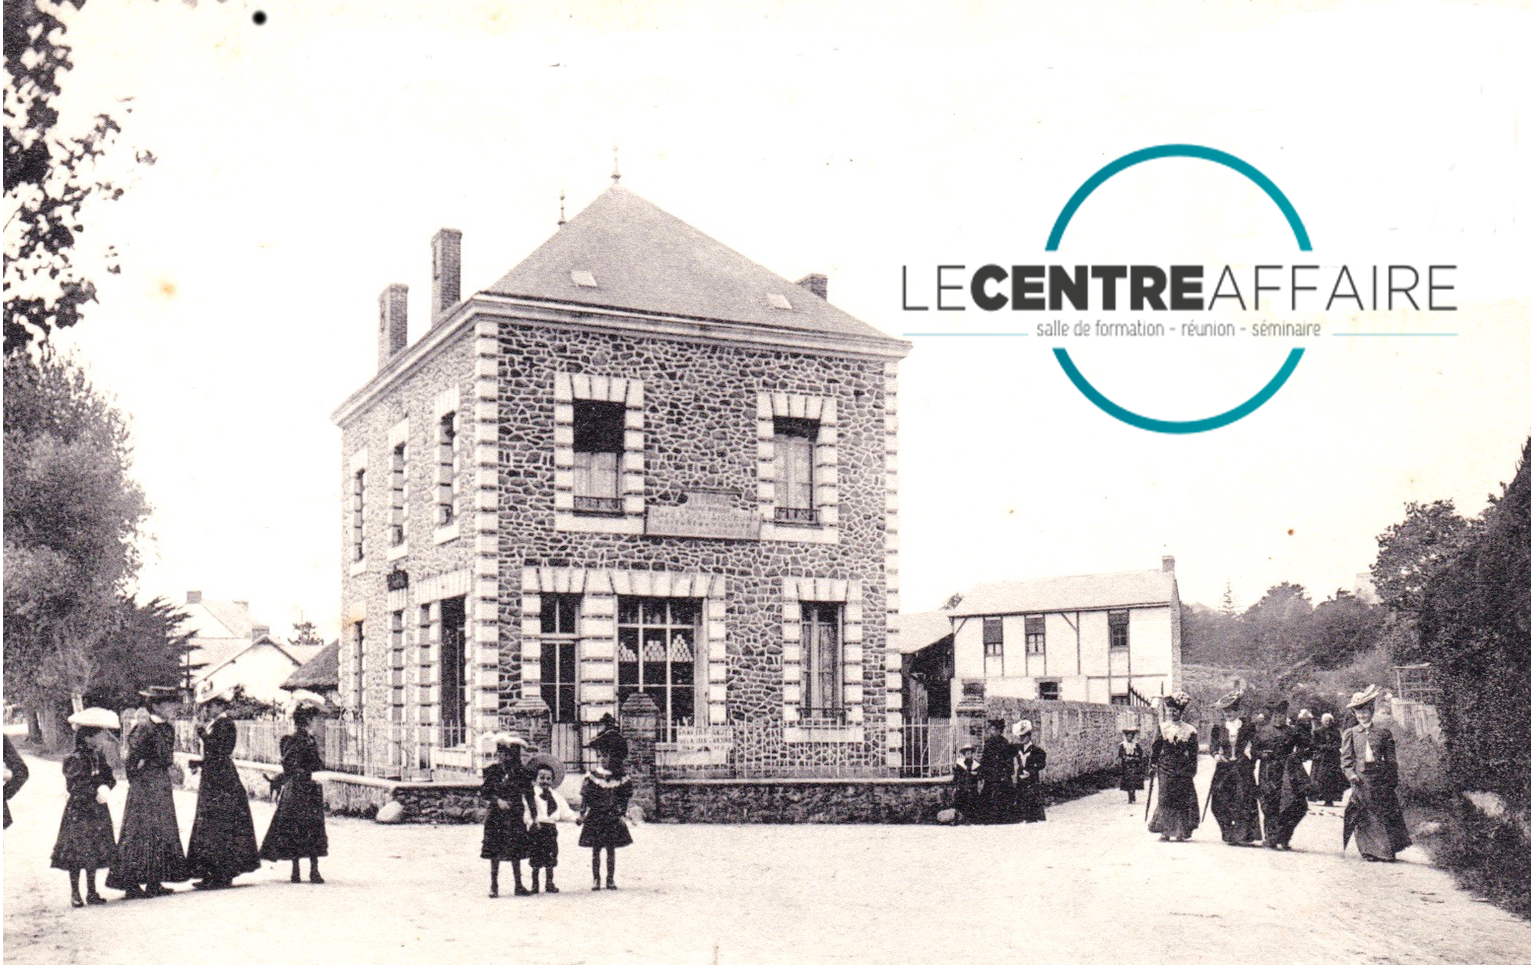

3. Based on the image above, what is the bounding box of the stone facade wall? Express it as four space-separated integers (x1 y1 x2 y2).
492 319 895 772
657 777 948 824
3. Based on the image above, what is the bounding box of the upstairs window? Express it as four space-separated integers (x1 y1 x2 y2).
437 412 457 525
1025 616 1046 655
351 469 366 562
773 417 818 524
390 442 407 547
573 400 624 514
983 617 1004 677
1109 610 1130 650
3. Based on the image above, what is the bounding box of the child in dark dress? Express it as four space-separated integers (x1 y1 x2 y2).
1118 728 1147 804
259 700 329 883
51 710 120 908
479 733 537 898
578 750 633 890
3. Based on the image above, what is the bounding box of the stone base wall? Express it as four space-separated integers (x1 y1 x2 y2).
656 777 949 824
976 699 1159 780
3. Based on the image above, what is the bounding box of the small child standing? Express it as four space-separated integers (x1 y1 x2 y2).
1118 728 1147 804
951 741 981 823
578 750 633 890
524 756 577 894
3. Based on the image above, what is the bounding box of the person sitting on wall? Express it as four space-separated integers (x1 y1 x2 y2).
976 718 1017 824
1012 720 1047 823
951 741 981 823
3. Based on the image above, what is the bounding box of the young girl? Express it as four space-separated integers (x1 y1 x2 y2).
479 733 537 898
578 750 633 890
51 708 120 908
259 696 329 883
1116 727 1146 804
524 755 577 894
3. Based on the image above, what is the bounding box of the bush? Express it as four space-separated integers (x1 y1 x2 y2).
1393 729 1451 804
1427 800 1531 921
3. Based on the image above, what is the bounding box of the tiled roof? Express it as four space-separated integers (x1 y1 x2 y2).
892 611 956 654
485 186 899 344
947 570 1178 617
282 641 339 690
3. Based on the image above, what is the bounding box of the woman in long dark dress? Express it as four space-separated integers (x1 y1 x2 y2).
185 694 260 889
259 702 328 883
1208 691 1260 845
1309 712 1349 806
1013 721 1047 823
105 688 190 898
1253 700 1311 850
579 749 634 890
976 719 1018 824
51 710 120 907
1341 686 1412 862
1148 693 1200 842
479 733 537 897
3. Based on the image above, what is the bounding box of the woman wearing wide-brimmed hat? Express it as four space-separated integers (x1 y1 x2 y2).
1341 686 1412 862
1012 720 1047 823
184 688 260 890
479 732 538 897
1208 690 1260 846
106 686 190 897
259 693 329 883
1148 692 1200 842
51 708 121 908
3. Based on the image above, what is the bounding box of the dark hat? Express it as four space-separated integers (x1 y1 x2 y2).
586 726 629 761
1267 699 1290 715
986 717 1007 730
139 685 181 703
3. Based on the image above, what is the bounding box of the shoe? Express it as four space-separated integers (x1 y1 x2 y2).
309 873 324 884
121 886 148 900
546 884 560 894
489 886 499 898
291 871 302 883
592 882 602 891
86 894 107 906
144 884 174 897
605 878 617 890
513 886 532 896
70 896 85 909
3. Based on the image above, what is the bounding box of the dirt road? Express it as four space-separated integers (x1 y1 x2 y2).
5 750 1529 964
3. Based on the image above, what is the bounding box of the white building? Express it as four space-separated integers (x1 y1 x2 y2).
178 591 322 704
945 558 1182 706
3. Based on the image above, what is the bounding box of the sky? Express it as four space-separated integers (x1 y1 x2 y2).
31 0 1531 640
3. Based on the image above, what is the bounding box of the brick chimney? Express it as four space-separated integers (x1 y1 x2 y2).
431 228 462 321
1162 555 1176 573
186 590 202 604
795 273 828 302
378 283 408 367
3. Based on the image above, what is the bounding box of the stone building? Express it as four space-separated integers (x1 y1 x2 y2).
945 557 1183 706
332 184 910 775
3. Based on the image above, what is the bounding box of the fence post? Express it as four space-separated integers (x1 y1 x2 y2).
505 695 553 761
620 692 660 819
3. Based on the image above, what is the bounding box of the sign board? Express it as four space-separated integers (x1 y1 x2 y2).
656 725 735 768
646 490 760 541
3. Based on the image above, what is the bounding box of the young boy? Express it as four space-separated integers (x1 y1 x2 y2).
524 757 577 894
951 741 980 823
1117 727 1146 804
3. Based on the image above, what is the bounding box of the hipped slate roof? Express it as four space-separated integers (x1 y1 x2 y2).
281 641 339 691
486 185 898 344
947 570 1178 618
893 611 957 654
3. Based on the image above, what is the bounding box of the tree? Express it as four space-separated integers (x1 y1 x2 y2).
1240 582 1314 668
1298 588 1386 670
1220 581 1237 616
288 620 324 648
3 351 148 741
83 595 194 711
1371 499 1473 621
3 0 157 354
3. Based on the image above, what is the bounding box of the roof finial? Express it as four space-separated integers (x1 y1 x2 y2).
611 144 621 184
557 187 567 227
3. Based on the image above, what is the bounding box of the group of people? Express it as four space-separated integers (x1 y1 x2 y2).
951 718 1047 824
1137 685 1413 862
29 685 329 909
478 714 634 897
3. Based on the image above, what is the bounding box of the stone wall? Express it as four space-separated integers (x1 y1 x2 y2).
657 777 949 824
963 698 1159 782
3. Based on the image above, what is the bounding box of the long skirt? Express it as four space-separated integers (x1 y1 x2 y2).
1345 778 1412 861
1014 779 1046 823
104 772 189 888
1310 749 1349 803
185 757 260 880
978 780 1017 824
1260 760 1311 846
578 812 632 849
1209 761 1261 844
51 798 118 872
1148 773 1199 839
259 778 328 860
481 804 534 860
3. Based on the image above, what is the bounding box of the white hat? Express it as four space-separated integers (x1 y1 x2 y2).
1013 719 1033 738
67 707 121 730
198 683 238 705
479 731 529 754
285 689 327 714
1347 684 1381 709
